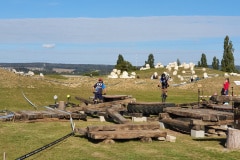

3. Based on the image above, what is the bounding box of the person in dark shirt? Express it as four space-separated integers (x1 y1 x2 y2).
93 78 106 103
158 73 169 102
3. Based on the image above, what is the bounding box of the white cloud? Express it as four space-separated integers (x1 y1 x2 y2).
1 16 240 65
42 43 55 48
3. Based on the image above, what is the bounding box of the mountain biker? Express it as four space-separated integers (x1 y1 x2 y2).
93 78 106 103
158 73 169 102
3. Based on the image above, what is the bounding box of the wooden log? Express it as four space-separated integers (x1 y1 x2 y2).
71 113 87 120
68 98 135 113
210 95 240 104
87 122 160 132
103 95 131 102
206 104 233 112
160 118 191 132
41 110 56 118
159 113 170 119
74 128 87 135
226 128 240 149
190 119 234 126
83 104 127 116
88 129 167 140
106 108 129 124
163 107 234 121
90 98 136 108
18 111 42 120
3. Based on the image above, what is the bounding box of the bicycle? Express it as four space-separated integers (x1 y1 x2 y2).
158 84 168 103
161 89 168 103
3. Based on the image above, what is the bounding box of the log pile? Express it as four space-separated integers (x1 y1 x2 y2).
159 107 234 135
75 122 167 142
70 95 136 117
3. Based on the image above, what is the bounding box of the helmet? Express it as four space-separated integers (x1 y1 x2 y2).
98 78 103 82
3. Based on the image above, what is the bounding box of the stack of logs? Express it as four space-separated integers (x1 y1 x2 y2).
74 122 167 143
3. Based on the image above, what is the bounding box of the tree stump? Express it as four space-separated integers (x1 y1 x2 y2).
226 128 240 149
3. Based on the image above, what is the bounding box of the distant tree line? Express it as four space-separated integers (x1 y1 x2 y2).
2 35 237 75
197 35 237 72
0 63 115 75
115 35 238 73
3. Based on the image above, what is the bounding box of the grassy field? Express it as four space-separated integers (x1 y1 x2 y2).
1 67 240 160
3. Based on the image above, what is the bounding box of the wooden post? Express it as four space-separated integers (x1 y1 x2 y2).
58 101 66 110
226 128 240 149
3 152 6 160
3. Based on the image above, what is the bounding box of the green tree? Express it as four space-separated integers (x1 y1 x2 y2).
212 56 219 70
221 35 236 72
145 53 154 68
198 53 208 67
177 58 181 66
115 54 135 71
116 54 124 65
197 61 201 67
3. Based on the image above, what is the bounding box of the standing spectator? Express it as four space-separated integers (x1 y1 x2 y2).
93 78 106 103
223 78 230 95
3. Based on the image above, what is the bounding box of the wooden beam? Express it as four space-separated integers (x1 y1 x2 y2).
163 107 233 121
87 122 160 132
160 118 191 132
106 108 129 124
88 130 167 139
190 119 233 126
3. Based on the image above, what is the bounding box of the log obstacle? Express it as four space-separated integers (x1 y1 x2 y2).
75 122 167 142
226 128 240 149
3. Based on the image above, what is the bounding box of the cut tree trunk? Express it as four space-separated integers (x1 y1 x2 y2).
226 128 240 149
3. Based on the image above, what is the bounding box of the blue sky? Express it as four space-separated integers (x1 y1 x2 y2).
1 0 240 66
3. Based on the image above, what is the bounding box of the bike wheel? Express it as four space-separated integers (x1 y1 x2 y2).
162 93 167 102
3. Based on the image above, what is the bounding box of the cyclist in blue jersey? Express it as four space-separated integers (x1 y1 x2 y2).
92 78 106 103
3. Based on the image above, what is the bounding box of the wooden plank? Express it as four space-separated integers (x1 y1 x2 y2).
87 122 160 132
88 130 167 139
103 95 131 102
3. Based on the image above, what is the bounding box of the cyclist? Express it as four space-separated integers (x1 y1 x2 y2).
158 73 169 102
92 78 106 103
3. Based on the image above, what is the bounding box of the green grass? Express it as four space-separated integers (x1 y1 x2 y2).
1 67 240 160
1 121 240 160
